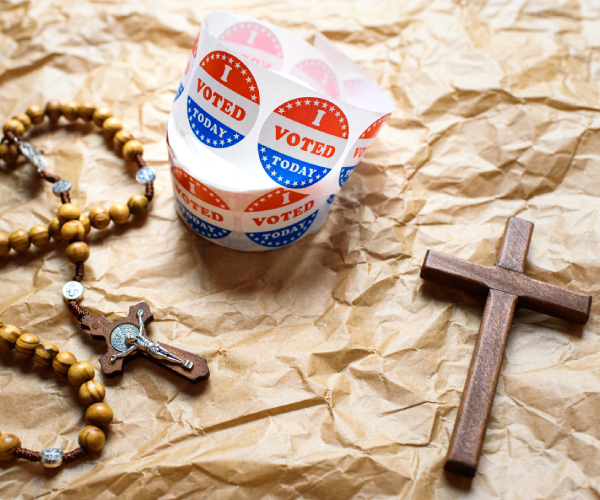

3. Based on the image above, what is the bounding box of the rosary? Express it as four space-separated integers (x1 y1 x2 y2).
0 101 209 468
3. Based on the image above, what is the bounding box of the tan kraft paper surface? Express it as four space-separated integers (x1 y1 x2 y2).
1 1 600 498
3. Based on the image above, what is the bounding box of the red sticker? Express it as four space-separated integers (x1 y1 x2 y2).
219 22 283 70
290 59 340 100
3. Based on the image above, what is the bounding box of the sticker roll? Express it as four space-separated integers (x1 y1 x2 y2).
168 11 393 251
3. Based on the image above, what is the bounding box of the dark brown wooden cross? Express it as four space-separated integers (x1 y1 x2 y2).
81 302 210 383
420 217 591 478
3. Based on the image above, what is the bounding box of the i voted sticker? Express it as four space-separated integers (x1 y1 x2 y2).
187 50 260 149
175 29 201 102
339 114 390 187
219 22 283 71
171 166 233 239
257 98 349 188
290 59 340 100
242 189 319 247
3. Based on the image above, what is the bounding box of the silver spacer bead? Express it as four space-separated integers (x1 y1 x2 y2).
52 179 72 196
40 448 64 468
18 141 48 171
62 281 84 302
136 166 156 184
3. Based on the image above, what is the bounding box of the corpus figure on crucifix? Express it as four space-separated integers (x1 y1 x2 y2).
110 310 194 370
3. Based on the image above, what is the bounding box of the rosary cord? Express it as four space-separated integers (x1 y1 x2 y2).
63 448 88 463
15 448 41 462
135 154 154 202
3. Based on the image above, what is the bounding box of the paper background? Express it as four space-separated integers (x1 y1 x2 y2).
1 0 599 498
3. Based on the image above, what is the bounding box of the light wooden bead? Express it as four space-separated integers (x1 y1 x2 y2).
127 194 149 216
49 217 63 240
61 101 79 121
45 100 62 121
78 101 96 122
92 107 113 128
79 214 91 234
0 317 2 328
66 241 90 263
3 119 25 136
86 402 114 426
57 203 81 224
29 224 50 247
0 232 10 256
0 325 20 351
68 361 95 386
0 143 18 164
34 342 59 367
113 130 134 152
122 140 143 162
52 351 77 376
15 333 39 358
61 220 85 241
0 434 21 461
12 113 31 132
79 380 106 406
89 207 111 229
26 104 45 125
78 426 105 452
9 229 30 252
102 117 122 136
109 202 130 224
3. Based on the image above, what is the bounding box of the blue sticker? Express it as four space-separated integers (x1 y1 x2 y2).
187 97 244 149
246 211 318 247
174 82 184 102
339 166 354 187
327 194 335 204
257 144 330 188
176 199 231 240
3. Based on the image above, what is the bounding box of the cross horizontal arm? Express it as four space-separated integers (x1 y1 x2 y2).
421 251 591 324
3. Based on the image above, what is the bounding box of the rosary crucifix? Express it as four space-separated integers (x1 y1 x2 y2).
421 217 591 478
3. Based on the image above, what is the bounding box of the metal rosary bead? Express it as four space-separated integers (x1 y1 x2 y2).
52 179 72 196
40 448 63 468
18 141 48 171
63 281 84 301
136 166 156 184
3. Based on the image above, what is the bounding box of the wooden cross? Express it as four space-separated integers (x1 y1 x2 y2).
81 302 210 384
420 217 591 478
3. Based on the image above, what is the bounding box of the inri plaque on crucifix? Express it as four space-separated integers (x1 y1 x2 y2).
420 217 592 478
81 302 209 383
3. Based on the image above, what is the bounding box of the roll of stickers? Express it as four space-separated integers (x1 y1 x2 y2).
168 11 393 251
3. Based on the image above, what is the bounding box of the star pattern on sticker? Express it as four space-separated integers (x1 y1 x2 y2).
246 212 317 247
199 51 259 104
272 98 348 138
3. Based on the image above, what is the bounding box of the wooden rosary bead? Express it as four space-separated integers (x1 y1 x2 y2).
0 434 21 461
57 203 81 224
0 324 21 350
61 100 79 121
66 241 90 263
78 101 96 122
0 232 10 256
0 142 19 164
3 119 25 137
123 140 144 161
127 194 149 216
89 207 111 229
12 113 31 132
109 202 130 224
61 220 85 241
9 229 30 252
0 317 2 327
78 426 105 452
34 341 59 367
79 214 91 234
29 224 50 247
45 100 62 121
85 402 113 426
68 361 95 386
79 380 106 405
102 117 123 137
26 104 45 125
92 107 113 128
15 333 40 358
49 217 63 240
113 130 133 152
52 351 77 376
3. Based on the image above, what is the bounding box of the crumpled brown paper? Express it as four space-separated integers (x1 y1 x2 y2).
1 1 599 498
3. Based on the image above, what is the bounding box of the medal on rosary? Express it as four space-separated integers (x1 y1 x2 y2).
0 100 209 468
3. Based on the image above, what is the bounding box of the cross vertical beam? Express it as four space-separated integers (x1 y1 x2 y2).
420 217 591 477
